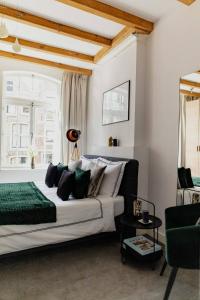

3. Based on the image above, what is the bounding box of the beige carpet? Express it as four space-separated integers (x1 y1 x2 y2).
0 240 199 300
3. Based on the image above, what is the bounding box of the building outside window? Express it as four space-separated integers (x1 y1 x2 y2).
1 71 61 169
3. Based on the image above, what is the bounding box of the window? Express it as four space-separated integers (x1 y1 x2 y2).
1 72 61 169
12 123 29 148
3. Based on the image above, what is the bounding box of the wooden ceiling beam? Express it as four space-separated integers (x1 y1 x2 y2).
94 27 135 63
180 79 200 89
180 89 200 98
0 5 111 47
1 36 94 63
0 50 92 76
178 0 196 5
57 0 153 33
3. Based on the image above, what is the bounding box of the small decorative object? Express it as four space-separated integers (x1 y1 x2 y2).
28 147 38 169
112 138 119 147
12 38 21 53
102 81 130 125
133 199 142 217
142 210 149 223
66 129 81 161
192 193 200 204
108 136 113 147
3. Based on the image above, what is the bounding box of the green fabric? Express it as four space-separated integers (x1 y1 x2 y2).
165 203 200 230
72 168 91 199
165 204 200 270
0 182 56 225
166 225 200 269
192 177 200 187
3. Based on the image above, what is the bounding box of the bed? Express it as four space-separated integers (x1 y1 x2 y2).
0 155 139 257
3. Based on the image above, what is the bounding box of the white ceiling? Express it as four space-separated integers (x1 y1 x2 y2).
3 0 123 38
100 0 180 22
0 0 182 71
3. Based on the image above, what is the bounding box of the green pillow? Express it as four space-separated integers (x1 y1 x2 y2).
72 168 91 199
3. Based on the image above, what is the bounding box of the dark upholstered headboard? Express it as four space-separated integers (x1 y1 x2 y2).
84 155 139 216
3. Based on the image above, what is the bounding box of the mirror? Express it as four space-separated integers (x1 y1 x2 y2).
177 70 200 205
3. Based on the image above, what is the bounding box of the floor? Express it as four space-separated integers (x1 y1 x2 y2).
0 240 199 300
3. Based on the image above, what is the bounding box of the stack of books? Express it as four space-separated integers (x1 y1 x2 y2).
123 236 161 256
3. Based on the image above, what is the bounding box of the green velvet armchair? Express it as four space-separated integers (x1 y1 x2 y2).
160 203 200 300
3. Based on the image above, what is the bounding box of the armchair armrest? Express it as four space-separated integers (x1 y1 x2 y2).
166 225 200 269
165 203 200 229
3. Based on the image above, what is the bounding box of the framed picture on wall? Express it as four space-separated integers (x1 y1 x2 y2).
102 80 130 125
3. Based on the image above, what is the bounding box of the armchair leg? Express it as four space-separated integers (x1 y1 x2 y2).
163 268 178 300
160 260 167 276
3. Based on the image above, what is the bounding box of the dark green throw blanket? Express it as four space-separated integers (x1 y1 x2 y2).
0 182 56 225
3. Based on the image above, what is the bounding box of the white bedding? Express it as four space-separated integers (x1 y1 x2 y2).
177 187 200 205
0 182 124 255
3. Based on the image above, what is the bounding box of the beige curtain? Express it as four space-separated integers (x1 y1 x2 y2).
60 72 88 163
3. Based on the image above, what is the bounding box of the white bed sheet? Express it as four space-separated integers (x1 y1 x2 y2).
0 182 124 255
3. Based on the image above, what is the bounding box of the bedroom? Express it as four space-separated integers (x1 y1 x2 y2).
0 1 199 300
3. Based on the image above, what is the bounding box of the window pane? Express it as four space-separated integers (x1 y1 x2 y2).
12 135 19 148
3 75 19 98
7 104 17 115
32 106 58 167
1 104 30 167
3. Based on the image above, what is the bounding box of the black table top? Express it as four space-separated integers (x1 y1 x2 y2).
120 215 162 230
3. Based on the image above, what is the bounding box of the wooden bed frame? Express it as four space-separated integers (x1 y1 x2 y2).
0 155 139 260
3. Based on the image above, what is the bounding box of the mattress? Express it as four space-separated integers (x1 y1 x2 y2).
34 182 124 218
0 181 124 255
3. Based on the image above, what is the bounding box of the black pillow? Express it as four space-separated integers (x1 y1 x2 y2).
178 167 194 188
72 168 91 199
185 168 194 188
57 170 75 201
178 167 188 188
45 163 57 188
55 163 68 187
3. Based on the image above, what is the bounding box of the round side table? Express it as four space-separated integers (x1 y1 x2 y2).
120 215 162 265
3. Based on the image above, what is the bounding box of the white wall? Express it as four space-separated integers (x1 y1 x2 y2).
0 57 63 80
145 2 200 233
87 41 137 155
0 58 63 181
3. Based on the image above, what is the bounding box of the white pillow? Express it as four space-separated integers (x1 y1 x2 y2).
97 161 123 197
68 160 81 172
97 158 127 197
80 156 97 171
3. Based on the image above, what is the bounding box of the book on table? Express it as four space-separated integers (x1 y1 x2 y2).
123 235 161 256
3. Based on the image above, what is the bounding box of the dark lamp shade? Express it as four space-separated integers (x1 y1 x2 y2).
66 129 81 143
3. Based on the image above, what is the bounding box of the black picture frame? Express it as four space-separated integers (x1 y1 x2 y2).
102 80 130 126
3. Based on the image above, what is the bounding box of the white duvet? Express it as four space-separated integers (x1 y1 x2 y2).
0 182 124 255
